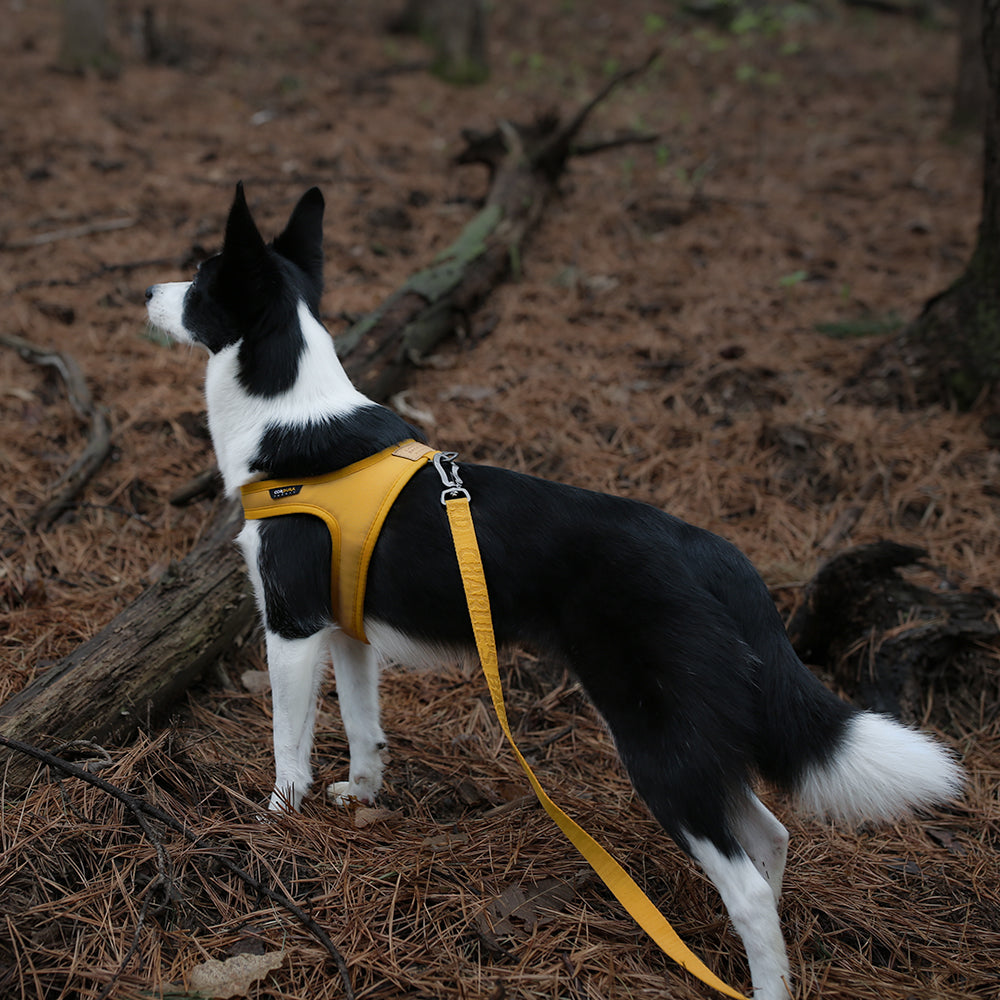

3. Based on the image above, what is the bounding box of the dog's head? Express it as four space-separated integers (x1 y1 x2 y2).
146 183 325 391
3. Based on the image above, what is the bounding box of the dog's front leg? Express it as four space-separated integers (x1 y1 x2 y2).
327 630 385 805
266 629 328 812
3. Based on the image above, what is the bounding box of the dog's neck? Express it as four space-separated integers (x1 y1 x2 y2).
206 299 369 494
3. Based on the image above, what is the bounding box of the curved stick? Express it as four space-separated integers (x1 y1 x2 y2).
0 734 356 1000
0 332 112 529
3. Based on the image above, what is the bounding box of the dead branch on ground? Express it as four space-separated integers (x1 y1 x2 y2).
0 734 355 1000
0 332 112 530
1 216 135 250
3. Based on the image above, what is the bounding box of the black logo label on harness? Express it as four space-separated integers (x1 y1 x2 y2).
269 484 302 500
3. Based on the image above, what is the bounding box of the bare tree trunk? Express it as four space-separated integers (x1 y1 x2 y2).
388 0 489 84
57 0 118 76
951 0 989 132
860 0 1000 410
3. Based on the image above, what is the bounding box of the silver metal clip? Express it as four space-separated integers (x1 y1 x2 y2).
433 451 470 505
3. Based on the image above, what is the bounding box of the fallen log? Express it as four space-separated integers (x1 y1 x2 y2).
0 58 654 794
0 500 255 796
787 541 1000 723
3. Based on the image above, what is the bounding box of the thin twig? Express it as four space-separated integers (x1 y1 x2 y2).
0 734 356 1000
1 217 135 250
169 467 222 507
533 48 661 177
13 255 179 293
0 333 113 530
571 131 660 156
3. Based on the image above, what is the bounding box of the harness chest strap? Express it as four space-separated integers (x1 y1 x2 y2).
239 439 439 643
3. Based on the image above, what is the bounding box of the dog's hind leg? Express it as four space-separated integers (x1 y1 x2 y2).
686 833 792 1000
266 628 329 812
731 792 789 904
327 629 385 805
624 762 792 998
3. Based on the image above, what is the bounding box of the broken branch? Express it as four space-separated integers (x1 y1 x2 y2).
2 216 136 250
0 332 112 530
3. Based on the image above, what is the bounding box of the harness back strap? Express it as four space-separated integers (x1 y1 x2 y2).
441 492 750 1000
240 440 438 643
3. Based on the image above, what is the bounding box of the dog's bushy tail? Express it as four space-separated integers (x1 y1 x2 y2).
700 536 964 824
791 708 964 823
751 621 964 824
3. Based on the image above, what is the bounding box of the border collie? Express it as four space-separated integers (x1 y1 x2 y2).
146 184 963 1000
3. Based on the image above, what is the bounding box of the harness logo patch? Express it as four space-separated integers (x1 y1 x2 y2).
269 484 303 499
393 440 433 461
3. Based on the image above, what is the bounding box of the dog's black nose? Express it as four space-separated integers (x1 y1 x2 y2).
144 286 155 303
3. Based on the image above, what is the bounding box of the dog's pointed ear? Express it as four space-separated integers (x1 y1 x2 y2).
218 183 281 316
272 187 325 292
221 182 271 269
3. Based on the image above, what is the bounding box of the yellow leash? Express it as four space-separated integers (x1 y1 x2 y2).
435 455 748 1000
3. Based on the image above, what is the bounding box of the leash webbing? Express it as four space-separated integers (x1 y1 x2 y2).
442 493 749 1000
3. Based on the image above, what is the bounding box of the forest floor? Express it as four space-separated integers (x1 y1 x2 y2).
1 1 998 998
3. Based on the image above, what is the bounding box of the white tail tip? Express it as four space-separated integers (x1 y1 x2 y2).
796 712 964 824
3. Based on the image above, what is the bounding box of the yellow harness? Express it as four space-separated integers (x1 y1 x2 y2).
240 439 438 642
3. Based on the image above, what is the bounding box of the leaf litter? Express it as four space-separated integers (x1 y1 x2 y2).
1 1 999 998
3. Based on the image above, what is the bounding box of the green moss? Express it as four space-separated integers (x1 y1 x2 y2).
430 55 489 86
815 313 904 339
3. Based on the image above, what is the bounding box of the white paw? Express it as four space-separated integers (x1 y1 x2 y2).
268 783 306 813
328 776 379 806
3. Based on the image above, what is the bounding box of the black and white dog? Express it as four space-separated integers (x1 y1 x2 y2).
147 184 962 1000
